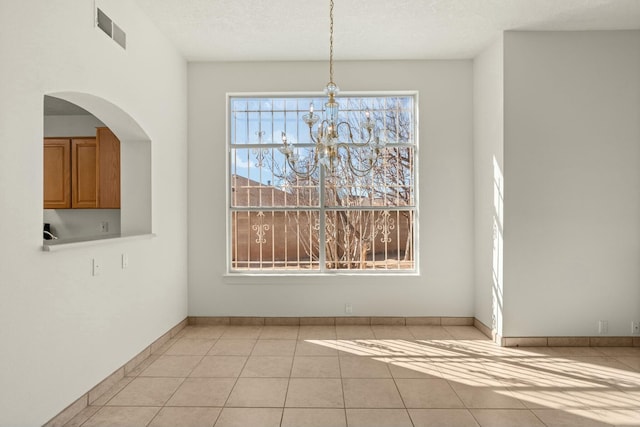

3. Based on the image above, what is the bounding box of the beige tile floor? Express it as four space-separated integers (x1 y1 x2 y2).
65 325 640 427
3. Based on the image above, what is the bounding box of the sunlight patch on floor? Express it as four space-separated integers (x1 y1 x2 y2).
306 338 640 425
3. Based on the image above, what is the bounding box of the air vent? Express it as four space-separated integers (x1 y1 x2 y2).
112 23 126 49
97 8 112 37
96 8 126 49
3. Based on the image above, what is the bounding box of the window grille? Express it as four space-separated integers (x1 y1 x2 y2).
228 94 417 273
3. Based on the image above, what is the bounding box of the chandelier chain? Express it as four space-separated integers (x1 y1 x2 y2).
279 0 386 179
329 0 334 84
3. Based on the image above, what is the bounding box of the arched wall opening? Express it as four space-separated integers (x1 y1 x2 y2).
43 91 152 242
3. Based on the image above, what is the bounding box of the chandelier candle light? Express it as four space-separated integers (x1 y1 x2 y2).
279 0 387 178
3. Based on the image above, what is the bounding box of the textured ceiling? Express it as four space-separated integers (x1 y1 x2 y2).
133 0 640 61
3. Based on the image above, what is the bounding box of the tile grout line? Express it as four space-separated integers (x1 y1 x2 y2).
60 320 190 426
216 334 255 416
466 408 484 427
336 339 349 426
204 329 237 427
279 345 295 427
53 323 640 426
530 409 551 427
91 332 215 426
280 331 298 423
149 337 212 422
389 370 415 427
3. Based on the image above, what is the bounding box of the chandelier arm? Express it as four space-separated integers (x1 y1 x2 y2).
279 0 384 179
308 126 319 144
284 155 319 178
335 143 379 177
335 121 374 147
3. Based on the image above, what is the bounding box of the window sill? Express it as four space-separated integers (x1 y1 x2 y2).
223 270 420 282
42 233 156 251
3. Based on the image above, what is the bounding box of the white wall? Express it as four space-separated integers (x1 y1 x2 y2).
44 209 121 240
473 38 504 337
188 61 474 317
503 31 640 337
0 1 188 425
44 114 106 138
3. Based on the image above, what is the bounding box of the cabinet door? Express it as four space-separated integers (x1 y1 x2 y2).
44 139 71 209
96 127 121 208
71 138 97 208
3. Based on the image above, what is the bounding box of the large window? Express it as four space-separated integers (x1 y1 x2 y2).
228 94 417 273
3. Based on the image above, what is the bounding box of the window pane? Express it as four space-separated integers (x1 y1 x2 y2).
323 147 414 208
231 210 320 270
229 94 416 273
231 148 320 208
325 209 415 270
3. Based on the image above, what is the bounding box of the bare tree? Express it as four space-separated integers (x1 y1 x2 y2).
266 98 415 269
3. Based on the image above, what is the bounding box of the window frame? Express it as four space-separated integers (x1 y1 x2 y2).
225 91 420 276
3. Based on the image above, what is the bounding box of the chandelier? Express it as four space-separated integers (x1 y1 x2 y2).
279 0 387 178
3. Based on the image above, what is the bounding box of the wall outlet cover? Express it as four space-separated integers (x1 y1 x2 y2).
92 258 100 276
598 320 608 335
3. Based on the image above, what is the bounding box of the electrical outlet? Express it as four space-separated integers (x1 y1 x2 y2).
92 258 100 276
99 221 109 233
598 320 608 335
632 321 640 335
121 253 128 269
345 304 353 315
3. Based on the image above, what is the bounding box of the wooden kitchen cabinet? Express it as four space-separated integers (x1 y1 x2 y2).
43 139 71 209
71 138 98 208
43 128 120 209
96 127 121 208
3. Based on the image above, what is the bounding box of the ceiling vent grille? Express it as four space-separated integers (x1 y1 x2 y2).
96 8 126 49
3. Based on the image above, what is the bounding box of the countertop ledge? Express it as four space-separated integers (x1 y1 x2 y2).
42 233 156 251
